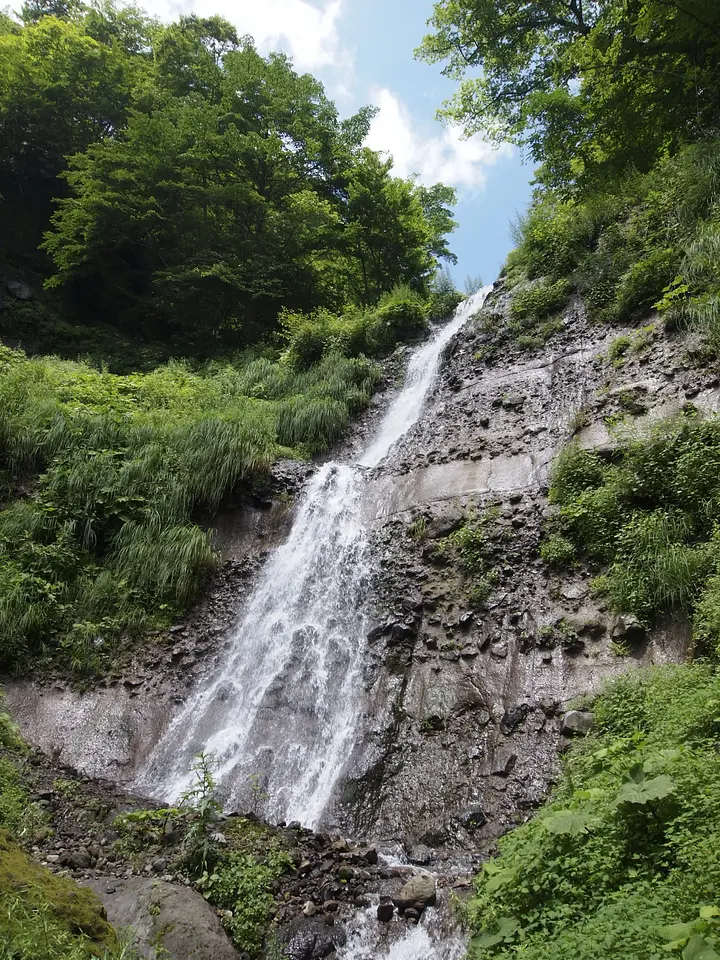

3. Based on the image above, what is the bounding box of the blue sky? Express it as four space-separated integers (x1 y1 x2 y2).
145 0 534 287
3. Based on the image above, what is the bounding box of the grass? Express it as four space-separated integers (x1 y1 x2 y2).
0 829 123 959
0 344 379 673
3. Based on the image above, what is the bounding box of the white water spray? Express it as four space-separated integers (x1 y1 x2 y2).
138 288 491 826
337 906 467 960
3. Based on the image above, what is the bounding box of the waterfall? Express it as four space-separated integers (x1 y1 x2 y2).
137 287 491 826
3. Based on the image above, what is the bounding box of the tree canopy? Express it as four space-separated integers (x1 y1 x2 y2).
417 0 720 191
0 2 458 351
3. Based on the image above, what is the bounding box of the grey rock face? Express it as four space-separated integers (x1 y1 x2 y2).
84 878 239 960
6 279 34 300
337 280 696 857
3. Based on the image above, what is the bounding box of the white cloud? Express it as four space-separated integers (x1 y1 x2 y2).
142 0 347 72
365 87 512 193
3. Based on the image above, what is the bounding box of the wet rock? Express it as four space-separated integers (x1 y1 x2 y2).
376 902 394 922
500 704 529 735
492 749 518 777
561 710 594 736
84 878 238 960
393 873 436 911
389 620 418 644
458 806 486 830
355 845 378 865
280 917 347 960
561 582 589 601
407 844 434 865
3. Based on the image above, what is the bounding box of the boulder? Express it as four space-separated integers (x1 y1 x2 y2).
491 749 518 777
83 878 239 960
561 710 594 737
425 503 464 539
393 873 436 911
611 615 647 647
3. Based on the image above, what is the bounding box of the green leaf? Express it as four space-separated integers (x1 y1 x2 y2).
616 773 675 806
485 867 517 892
658 922 696 943
543 810 593 836
473 918 521 949
700 907 720 921
683 935 720 960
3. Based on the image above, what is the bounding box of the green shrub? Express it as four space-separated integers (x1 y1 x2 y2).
365 284 428 351
427 272 463 320
511 199 599 280
548 414 720 633
467 664 720 960
607 335 632 366
508 141 720 341
615 248 676 321
198 848 292 957
540 534 576 567
510 279 572 322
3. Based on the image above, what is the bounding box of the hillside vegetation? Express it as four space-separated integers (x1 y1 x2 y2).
420 1 720 957
0 1 462 673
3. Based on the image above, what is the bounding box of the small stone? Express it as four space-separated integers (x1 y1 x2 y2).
302 901 317 917
561 710 594 736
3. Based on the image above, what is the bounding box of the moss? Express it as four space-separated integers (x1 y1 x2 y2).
0 829 115 948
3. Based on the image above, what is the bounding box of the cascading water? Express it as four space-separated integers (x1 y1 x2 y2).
337 906 467 960
137 286 491 829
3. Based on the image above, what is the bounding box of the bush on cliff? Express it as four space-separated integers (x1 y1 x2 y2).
544 412 720 653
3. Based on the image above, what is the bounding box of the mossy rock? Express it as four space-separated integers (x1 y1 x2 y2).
0 829 115 948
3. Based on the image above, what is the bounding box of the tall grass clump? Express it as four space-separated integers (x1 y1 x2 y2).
0 346 380 672
545 412 720 652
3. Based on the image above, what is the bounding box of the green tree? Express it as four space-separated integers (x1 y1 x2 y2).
417 0 720 191
43 39 456 345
